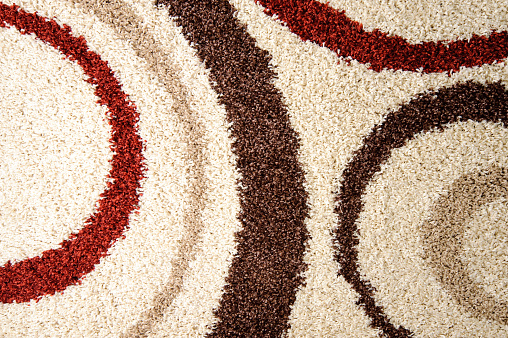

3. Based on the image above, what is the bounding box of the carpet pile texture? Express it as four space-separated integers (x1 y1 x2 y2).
0 0 507 336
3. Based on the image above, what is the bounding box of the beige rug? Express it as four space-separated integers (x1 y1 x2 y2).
0 0 507 336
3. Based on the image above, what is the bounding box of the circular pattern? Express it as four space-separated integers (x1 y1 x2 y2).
422 167 508 325
222 0 508 335
0 3 145 303
0 0 241 336
1 0 508 335
334 81 508 336
356 119 508 337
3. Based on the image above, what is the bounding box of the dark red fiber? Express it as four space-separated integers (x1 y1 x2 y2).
257 0 508 73
0 4 145 303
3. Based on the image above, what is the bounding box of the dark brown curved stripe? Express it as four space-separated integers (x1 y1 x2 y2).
157 0 310 336
334 81 508 337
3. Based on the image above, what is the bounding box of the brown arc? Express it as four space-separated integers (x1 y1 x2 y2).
157 0 311 336
62 0 209 336
334 81 508 338
422 165 508 325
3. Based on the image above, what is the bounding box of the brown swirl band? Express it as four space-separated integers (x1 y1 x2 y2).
156 0 311 336
335 81 508 337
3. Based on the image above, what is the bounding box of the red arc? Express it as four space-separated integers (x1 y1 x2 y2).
257 0 508 73
0 4 145 303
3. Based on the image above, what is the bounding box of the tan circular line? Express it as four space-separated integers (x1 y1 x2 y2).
422 165 508 325
62 1 209 336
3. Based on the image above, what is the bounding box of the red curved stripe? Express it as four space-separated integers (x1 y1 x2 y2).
257 0 508 73
0 4 145 303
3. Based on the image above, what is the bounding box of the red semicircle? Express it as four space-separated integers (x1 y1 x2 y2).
0 4 145 303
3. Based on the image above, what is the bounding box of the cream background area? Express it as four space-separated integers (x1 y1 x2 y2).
358 120 508 337
0 26 112 266
318 0 508 44
229 0 508 336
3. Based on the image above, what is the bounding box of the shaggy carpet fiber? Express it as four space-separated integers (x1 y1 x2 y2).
0 0 507 336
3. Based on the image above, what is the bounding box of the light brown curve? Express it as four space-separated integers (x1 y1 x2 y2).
422 165 508 325
64 0 210 336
